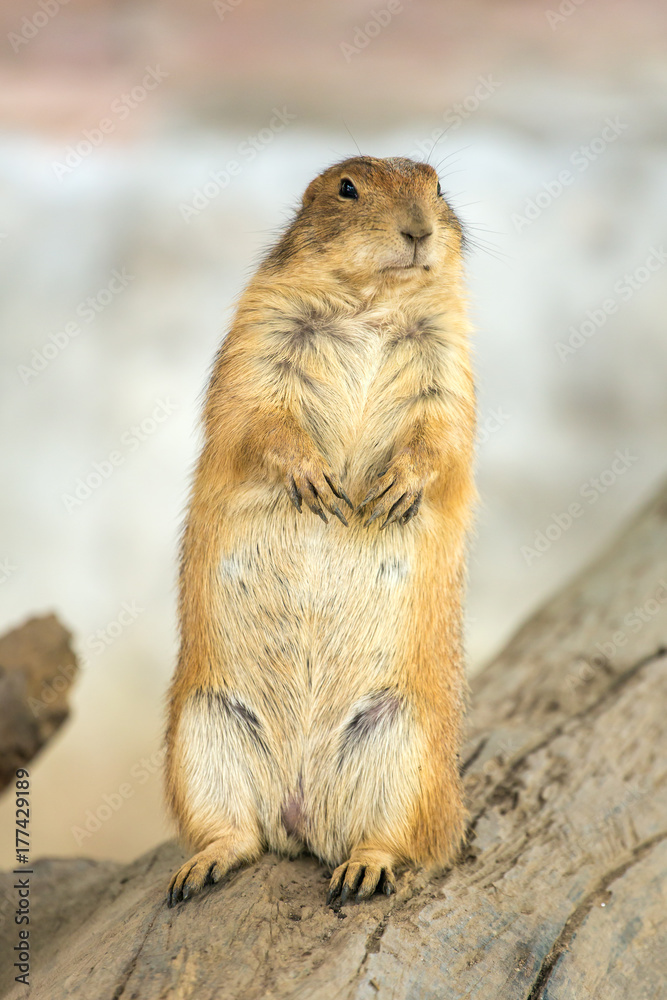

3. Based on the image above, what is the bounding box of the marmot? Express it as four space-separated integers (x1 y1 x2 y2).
165 155 476 907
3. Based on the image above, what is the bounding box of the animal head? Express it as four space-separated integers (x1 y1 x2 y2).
265 156 465 291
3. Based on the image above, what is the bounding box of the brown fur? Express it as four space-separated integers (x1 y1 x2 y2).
165 156 476 906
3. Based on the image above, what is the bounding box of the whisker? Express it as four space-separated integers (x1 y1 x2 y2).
341 120 363 157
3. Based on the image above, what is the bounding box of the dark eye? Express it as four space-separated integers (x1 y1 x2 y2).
437 181 443 198
339 178 358 199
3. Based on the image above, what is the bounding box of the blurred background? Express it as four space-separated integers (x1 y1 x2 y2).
1 0 666 866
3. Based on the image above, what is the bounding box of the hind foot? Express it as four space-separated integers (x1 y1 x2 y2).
168 837 244 907
326 849 397 905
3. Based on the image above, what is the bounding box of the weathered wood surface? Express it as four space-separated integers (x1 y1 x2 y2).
2 485 667 1000
0 615 78 793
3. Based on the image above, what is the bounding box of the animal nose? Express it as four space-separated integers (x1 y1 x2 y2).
401 225 433 244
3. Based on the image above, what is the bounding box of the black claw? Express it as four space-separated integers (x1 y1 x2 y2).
403 491 423 523
383 880 396 896
364 507 385 527
326 884 341 905
326 863 347 905
361 474 395 509
324 474 354 510
287 477 302 513
331 482 354 510
341 866 365 904
380 509 402 530
360 488 380 509
306 501 328 523
400 491 423 524
380 493 408 530
380 513 401 531
331 504 349 526
305 485 329 523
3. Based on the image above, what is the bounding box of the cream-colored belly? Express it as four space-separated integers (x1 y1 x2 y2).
216 506 417 707
213 506 424 861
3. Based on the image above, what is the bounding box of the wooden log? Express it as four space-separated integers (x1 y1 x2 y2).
1 485 666 999
0 615 78 793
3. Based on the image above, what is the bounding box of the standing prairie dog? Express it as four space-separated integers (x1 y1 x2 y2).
165 155 476 907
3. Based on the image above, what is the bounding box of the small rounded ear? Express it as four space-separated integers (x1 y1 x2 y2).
302 177 322 208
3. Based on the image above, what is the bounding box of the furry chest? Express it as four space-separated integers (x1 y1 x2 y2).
269 312 389 458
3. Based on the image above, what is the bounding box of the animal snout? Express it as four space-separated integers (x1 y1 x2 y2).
400 223 433 245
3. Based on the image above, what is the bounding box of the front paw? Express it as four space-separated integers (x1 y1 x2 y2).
284 456 353 526
360 454 427 529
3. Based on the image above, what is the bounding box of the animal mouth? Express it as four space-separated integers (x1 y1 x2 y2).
382 249 431 273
